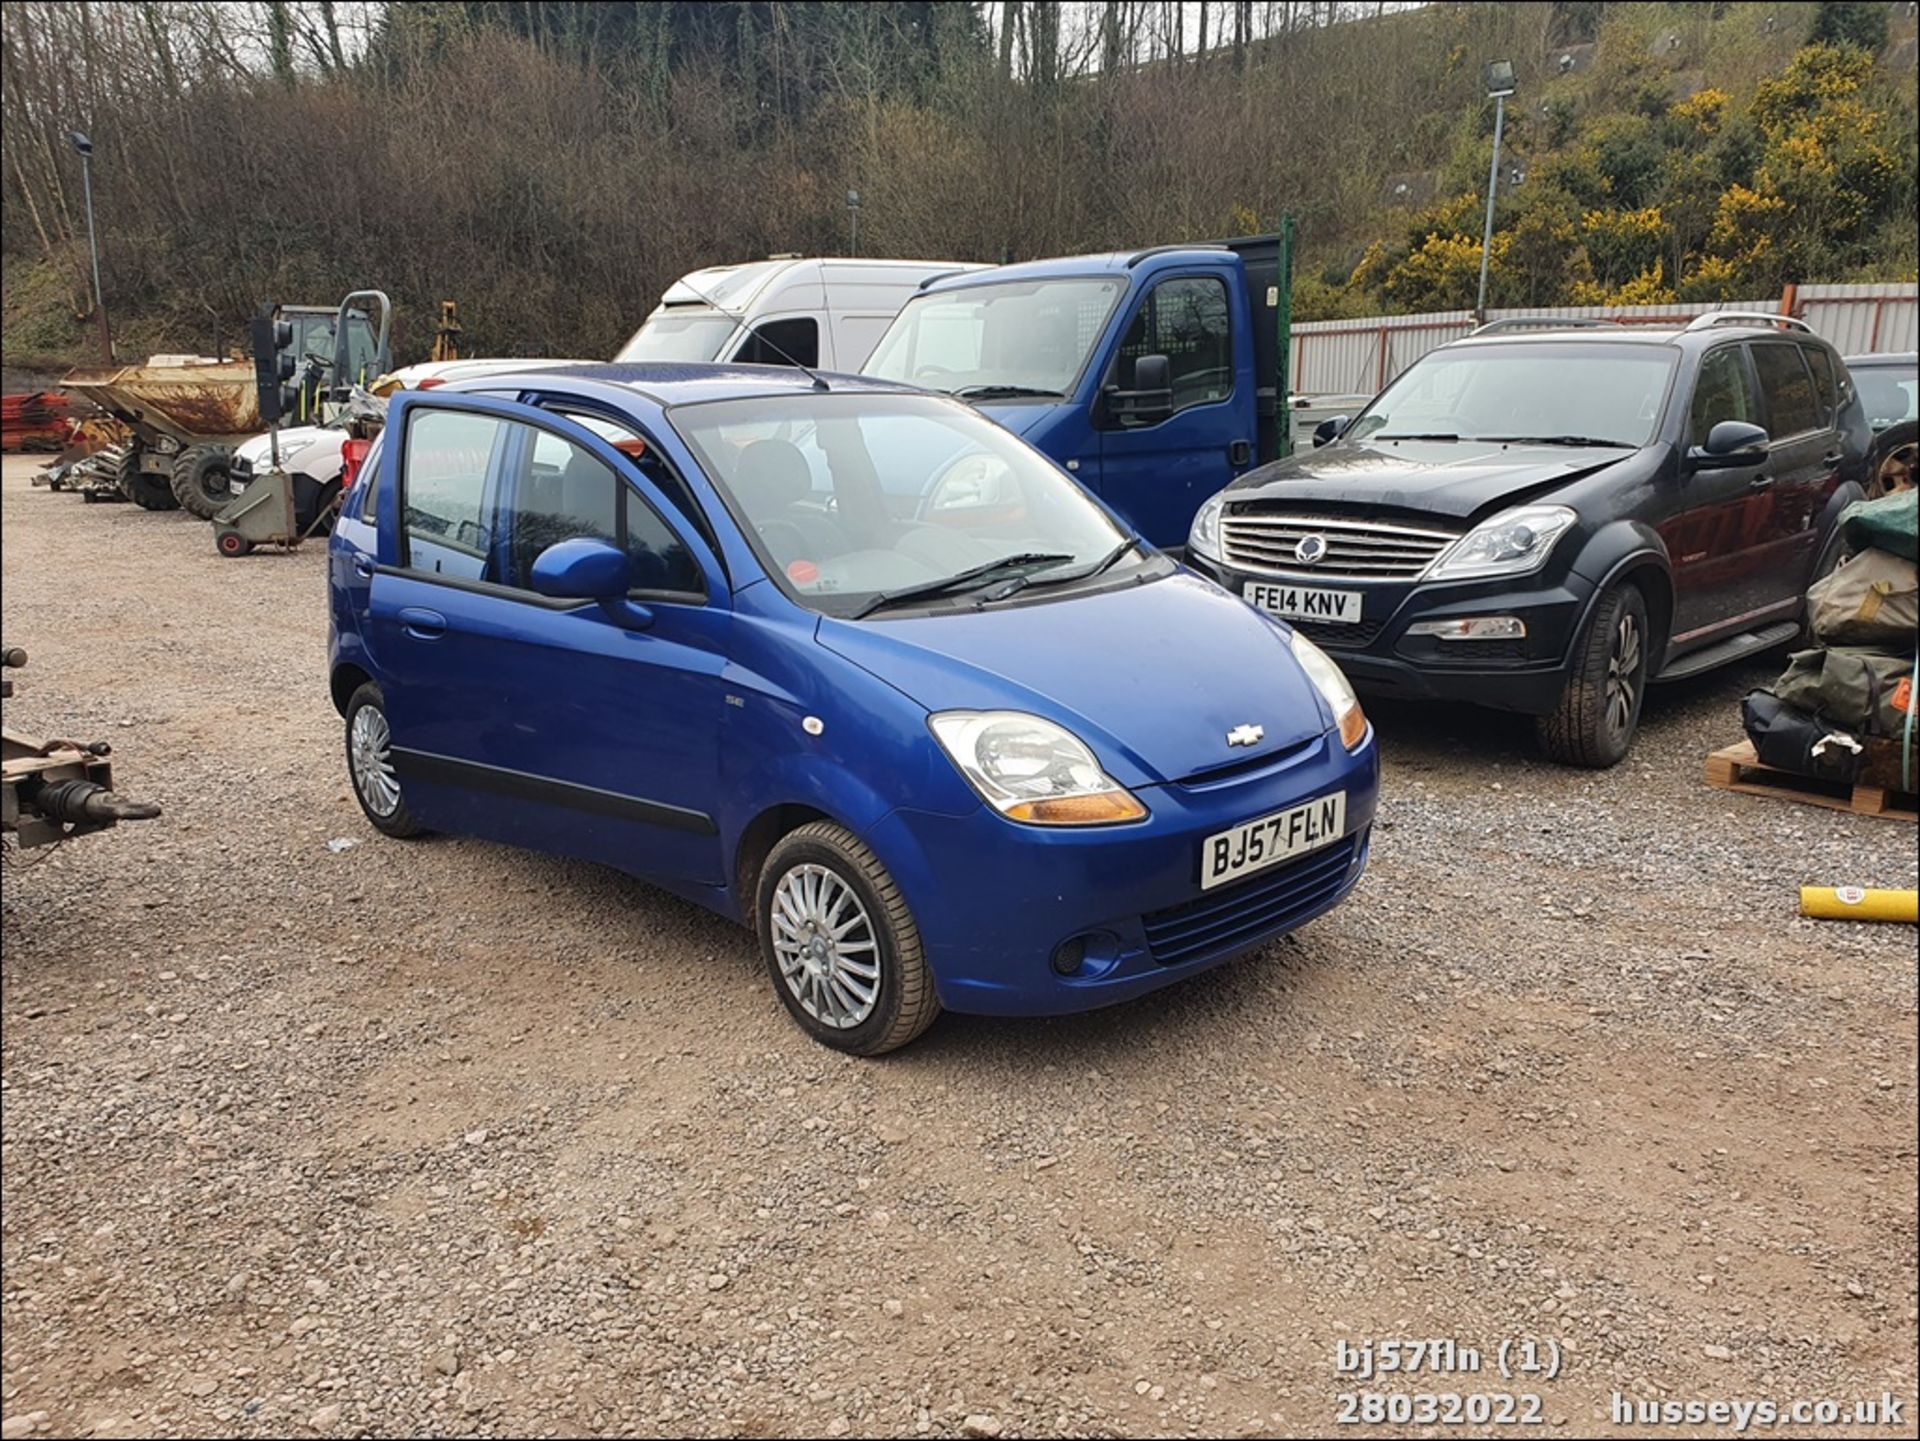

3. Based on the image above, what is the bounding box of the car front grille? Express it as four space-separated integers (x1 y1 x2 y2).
1141 834 1361 967
1221 513 1458 581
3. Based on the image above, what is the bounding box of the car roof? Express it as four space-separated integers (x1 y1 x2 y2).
1843 351 1918 366
439 360 923 407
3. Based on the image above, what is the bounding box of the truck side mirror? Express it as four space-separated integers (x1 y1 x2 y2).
1107 353 1174 425
1313 415 1350 448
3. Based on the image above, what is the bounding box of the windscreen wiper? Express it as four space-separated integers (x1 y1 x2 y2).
980 537 1145 602
851 552 1075 619
1482 434 1634 448
1373 432 1463 441
951 384 1065 400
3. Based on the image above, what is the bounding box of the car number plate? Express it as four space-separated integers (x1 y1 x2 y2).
1201 791 1347 891
1243 582 1362 624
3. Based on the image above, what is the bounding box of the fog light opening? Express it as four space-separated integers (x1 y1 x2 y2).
1406 615 1527 641
1051 937 1088 976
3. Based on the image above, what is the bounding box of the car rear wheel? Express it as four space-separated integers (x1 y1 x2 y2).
344 683 422 838
1537 582 1648 769
756 821 939 1055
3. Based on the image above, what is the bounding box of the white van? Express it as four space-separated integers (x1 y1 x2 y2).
615 256 984 372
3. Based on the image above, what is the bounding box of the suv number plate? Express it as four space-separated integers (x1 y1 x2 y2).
1244 582 1362 624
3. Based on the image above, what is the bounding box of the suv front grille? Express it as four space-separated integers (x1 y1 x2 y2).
1221 513 1458 581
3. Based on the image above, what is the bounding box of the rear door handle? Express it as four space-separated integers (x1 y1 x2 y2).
1822 453 1843 467
352 552 375 578
1748 474 1774 491
398 606 446 640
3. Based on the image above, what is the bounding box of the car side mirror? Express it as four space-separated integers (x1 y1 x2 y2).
529 538 655 629
1107 353 1173 425
1687 419 1769 469
1312 415 1351 448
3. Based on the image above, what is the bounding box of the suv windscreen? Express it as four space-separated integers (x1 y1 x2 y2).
865 278 1124 398
1347 342 1678 447
671 392 1130 619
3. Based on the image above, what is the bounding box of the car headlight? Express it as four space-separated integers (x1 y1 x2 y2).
929 711 1147 825
1189 490 1227 561
1428 504 1577 581
1288 631 1368 750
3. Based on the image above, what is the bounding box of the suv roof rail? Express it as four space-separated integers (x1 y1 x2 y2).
1471 315 1623 336
1684 310 1814 334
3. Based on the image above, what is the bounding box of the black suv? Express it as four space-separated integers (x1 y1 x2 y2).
1186 314 1871 767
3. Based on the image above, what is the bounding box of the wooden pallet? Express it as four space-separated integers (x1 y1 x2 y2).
1704 741 1918 822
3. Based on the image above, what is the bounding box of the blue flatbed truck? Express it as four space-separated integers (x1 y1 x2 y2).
861 237 1290 548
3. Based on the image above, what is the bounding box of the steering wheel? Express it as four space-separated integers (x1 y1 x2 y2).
914 366 957 382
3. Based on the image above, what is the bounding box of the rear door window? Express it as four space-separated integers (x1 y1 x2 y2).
1688 346 1762 447
1751 343 1822 438
1803 346 1837 427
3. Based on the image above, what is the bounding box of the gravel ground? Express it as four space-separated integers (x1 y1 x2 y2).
3 453 1916 1439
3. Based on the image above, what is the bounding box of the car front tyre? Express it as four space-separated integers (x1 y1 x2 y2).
344 682 423 838
1536 582 1649 769
756 821 940 1056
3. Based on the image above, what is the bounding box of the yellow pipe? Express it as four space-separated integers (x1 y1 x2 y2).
1800 887 1919 923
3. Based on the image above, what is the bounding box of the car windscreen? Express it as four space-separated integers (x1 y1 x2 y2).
863 277 1124 398
671 392 1130 619
1853 364 1918 430
1347 342 1680 448
615 311 739 363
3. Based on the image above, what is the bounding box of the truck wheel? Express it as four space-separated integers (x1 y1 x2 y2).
1536 583 1648 769
756 821 940 1056
111 448 140 501
344 683 422 839
170 443 237 520
118 449 179 511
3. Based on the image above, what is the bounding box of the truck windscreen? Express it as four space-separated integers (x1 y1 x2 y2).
616 311 739 363
865 277 1124 399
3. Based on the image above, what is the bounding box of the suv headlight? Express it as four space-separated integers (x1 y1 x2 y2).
1428 504 1577 581
929 711 1147 825
1189 490 1227 561
1288 631 1369 750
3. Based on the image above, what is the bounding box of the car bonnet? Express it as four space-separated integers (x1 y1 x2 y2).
814 570 1332 788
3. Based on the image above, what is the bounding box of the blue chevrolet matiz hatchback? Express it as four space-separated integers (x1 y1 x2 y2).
327 364 1378 1053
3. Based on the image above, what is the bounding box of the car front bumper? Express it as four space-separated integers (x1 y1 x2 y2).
868 728 1379 1016
1186 553 1593 715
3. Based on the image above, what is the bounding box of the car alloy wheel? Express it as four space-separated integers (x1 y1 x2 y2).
769 862 881 1029
350 703 402 819
1604 609 1642 737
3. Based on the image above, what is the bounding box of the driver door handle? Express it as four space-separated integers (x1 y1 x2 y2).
352 552 375 578
1748 473 1774 491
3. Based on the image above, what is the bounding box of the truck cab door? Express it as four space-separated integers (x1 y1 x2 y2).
1092 273 1250 548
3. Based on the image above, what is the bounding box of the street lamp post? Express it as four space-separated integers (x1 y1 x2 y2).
68 129 113 363
846 188 862 258
1475 61 1516 324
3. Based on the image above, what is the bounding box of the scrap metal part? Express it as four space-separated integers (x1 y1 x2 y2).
2 648 161 848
